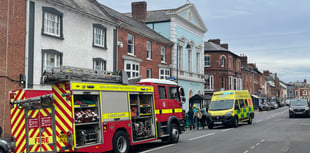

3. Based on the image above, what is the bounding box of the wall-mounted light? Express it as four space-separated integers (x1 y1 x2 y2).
117 41 123 48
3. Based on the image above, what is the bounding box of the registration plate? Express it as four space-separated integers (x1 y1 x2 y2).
295 112 304 114
214 121 222 125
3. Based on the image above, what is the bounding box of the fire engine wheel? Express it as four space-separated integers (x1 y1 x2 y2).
169 123 180 143
113 131 130 153
0 149 4 153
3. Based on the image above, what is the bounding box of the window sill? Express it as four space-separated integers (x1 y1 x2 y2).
42 32 64 40
147 58 152 61
161 61 167 64
93 44 107 50
128 53 136 57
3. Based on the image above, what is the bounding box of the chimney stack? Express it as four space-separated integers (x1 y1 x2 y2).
132 1 147 22
208 39 221 45
220 43 228 49
304 79 307 84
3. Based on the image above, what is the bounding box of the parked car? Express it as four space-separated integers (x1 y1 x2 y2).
289 99 310 118
267 102 275 110
271 101 279 109
259 103 271 111
0 138 9 153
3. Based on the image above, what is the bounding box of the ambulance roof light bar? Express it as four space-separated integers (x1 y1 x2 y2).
41 66 128 85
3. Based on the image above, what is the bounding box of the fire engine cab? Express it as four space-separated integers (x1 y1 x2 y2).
10 66 185 153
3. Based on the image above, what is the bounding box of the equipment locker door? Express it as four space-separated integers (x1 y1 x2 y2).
26 107 56 153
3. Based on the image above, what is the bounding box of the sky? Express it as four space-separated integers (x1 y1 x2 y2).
98 0 310 83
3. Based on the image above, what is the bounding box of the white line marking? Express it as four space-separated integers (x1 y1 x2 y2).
188 133 216 141
139 144 175 153
256 120 262 123
221 129 232 132
261 139 265 143
244 150 249 153
256 143 260 146
251 146 255 149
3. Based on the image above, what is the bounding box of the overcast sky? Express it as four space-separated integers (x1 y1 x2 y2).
99 0 310 83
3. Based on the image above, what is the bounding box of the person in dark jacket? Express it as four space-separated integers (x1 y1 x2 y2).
187 107 195 130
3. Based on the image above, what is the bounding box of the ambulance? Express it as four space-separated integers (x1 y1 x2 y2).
207 90 254 129
9 66 185 153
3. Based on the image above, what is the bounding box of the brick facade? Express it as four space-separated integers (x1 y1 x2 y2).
117 28 171 79
0 0 26 137
204 40 242 95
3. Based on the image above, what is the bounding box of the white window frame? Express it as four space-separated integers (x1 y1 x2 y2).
295 90 299 96
303 90 308 96
124 60 139 79
221 56 225 67
93 24 106 48
147 41 152 60
147 68 152 78
205 75 214 91
204 55 210 67
161 46 166 63
128 34 135 55
159 68 170 80
188 49 192 72
178 45 184 70
196 52 200 73
42 50 62 73
93 58 106 71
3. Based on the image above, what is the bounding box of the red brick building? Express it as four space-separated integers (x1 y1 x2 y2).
0 0 26 137
101 2 173 81
204 39 242 96
290 79 310 100
240 55 264 95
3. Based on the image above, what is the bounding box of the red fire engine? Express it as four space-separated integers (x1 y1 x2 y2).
10 66 185 153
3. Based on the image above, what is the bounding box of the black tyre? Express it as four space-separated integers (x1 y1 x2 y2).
208 123 213 129
232 116 238 128
113 131 130 153
168 123 180 143
289 114 293 118
0 149 4 153
248 116 252 125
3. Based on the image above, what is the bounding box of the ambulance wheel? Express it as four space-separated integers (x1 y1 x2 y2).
113 131 130 153
248 116 253 124
233 116 238 128
169 123 180 143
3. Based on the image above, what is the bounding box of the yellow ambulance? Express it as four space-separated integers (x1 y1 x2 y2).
207 90 254 129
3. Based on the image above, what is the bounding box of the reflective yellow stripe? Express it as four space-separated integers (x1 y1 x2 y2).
155 109 183 114
155 110 160 114
162 109 173 114
175 108 183 113
102 112 129 119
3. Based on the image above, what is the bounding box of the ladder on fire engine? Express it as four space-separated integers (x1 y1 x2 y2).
41 66 128 84
10 94 53 109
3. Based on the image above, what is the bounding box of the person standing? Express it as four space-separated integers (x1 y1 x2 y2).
200 105 208 129
196 109 203 130
187 107 195 130
193 105 197 129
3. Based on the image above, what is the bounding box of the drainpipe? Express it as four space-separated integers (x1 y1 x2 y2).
25 0 30 89
3 0 10 135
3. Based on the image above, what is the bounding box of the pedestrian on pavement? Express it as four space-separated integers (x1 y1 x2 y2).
196 109 203 130
193 105 197 129
187 107 195 130
200 105 208 129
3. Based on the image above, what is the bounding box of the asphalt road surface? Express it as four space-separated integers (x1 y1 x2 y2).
129 106 310 153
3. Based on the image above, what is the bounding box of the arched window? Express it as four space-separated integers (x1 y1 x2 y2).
221 56 225 67
188 89 193 99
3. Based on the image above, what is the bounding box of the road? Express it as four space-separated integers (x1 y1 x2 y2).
129 106 310 153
